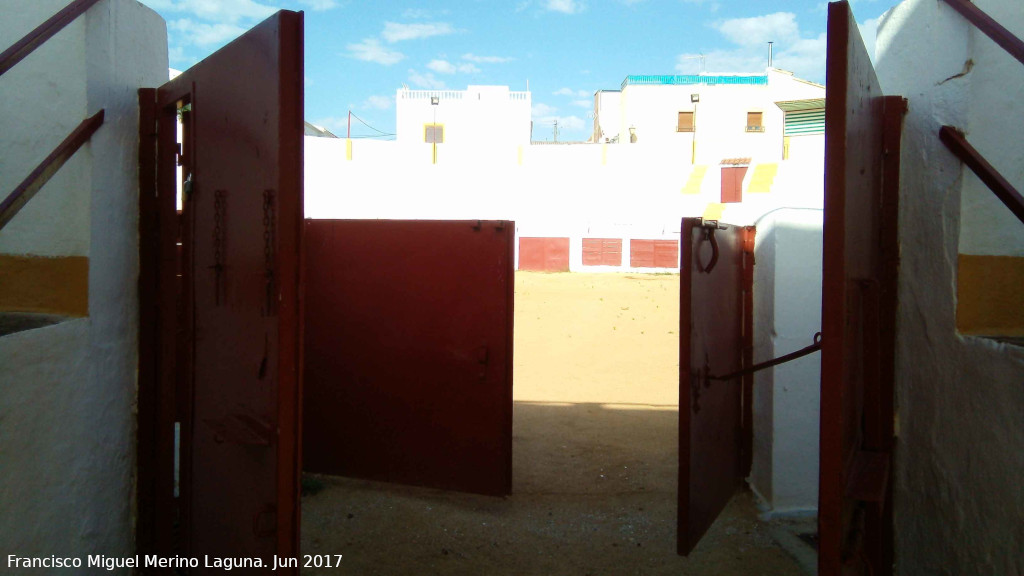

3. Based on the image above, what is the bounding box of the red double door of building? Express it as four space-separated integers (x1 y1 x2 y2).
139 2 902 573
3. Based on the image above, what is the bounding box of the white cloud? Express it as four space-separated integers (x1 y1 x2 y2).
382 22 456 43
531 101 586 139
158 0 276 23
545 0 584 14
346 38 404 65
297 0 339 10
169 19 246 46
531 103 559 117
402 8 432 19
571 99 592 108
858 16 880 62
554 88 590 98
427 59 457 74
462 53 514 64
312 117 349 135
427 59 480 74
408 69 447 89
675 12 828 82
715 12 800 47
362 95 394 110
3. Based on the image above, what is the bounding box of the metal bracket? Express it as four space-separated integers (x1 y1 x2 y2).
695 218 727 274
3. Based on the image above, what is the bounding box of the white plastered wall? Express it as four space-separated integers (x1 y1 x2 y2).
749 209 823 517
396 86 531 145
0 0 167 558
875 0 1024 573
615 70 825 166
305 133 826 272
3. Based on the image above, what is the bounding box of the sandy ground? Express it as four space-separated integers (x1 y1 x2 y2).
301 272 809 575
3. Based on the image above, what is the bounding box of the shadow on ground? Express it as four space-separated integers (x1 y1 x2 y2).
301 401 808 575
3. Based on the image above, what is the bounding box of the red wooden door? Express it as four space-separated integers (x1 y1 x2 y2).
630 239 679 268
303 219 514 496
582 238 622 266
677 218 755 554
139 11 304 570
518 237 570 271
820 2 905 574
720 166 747 203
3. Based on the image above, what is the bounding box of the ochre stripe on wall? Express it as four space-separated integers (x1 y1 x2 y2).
957 254 1024 337
0 255 89 317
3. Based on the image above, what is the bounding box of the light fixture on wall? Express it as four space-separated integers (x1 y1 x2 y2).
691 93 700 103
430 96 439 105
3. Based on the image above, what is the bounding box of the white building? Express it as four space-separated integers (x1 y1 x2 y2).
396 85 531 146
592 89 621 143
608 69 825 163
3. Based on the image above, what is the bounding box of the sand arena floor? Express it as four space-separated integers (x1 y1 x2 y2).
301 272 809 575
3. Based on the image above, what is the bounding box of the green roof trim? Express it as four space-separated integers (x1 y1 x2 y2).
621 74 769 89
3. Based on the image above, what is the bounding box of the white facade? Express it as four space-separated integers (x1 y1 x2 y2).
611 69 825 165
592 89 621 143
0 0 167 559
750 209 823 518
396 85 531 146
875 0 1024 573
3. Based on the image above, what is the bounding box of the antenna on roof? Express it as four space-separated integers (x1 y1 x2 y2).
768 42 774 69
680 54 706 74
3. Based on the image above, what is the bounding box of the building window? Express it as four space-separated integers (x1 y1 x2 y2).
677 111 694 132
424 124 444 143
745 112 764 133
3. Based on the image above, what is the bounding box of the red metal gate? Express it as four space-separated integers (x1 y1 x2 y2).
677 218 755 554
303 219 515 496
518 237 570 271
820 2 905 574
138 11 304 570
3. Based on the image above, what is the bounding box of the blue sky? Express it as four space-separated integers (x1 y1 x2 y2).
139 0 892 142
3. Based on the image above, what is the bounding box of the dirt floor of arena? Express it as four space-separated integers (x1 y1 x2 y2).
301 272 814 575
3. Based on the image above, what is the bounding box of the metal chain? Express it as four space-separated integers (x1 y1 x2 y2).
212 189 225 305
262 189 275 316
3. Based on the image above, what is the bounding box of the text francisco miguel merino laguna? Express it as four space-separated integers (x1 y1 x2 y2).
8 554 307 570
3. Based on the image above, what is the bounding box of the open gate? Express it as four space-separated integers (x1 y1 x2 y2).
677 3 905 567
677 218 755 554
302 219 515 496
820 2 905 574
138 11 304 571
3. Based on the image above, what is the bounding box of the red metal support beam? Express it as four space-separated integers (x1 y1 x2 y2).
941 0 1024 67
939 125 1024 226
0 109 105 231
0 0 104 78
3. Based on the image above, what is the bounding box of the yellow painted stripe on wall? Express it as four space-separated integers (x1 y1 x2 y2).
0 255 89 317
747 163 778 193
681 165 708 195
957 254 1024 337
518 145 523 166
346 138 352 160
702 203 725 221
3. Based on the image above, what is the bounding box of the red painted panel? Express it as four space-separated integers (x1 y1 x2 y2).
303 219 514 496
820 3 903 574
678 220 755 555
582 238 622 266
519 237 569 271
150 11 304 569
720 166 747 203
630 239 679 268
